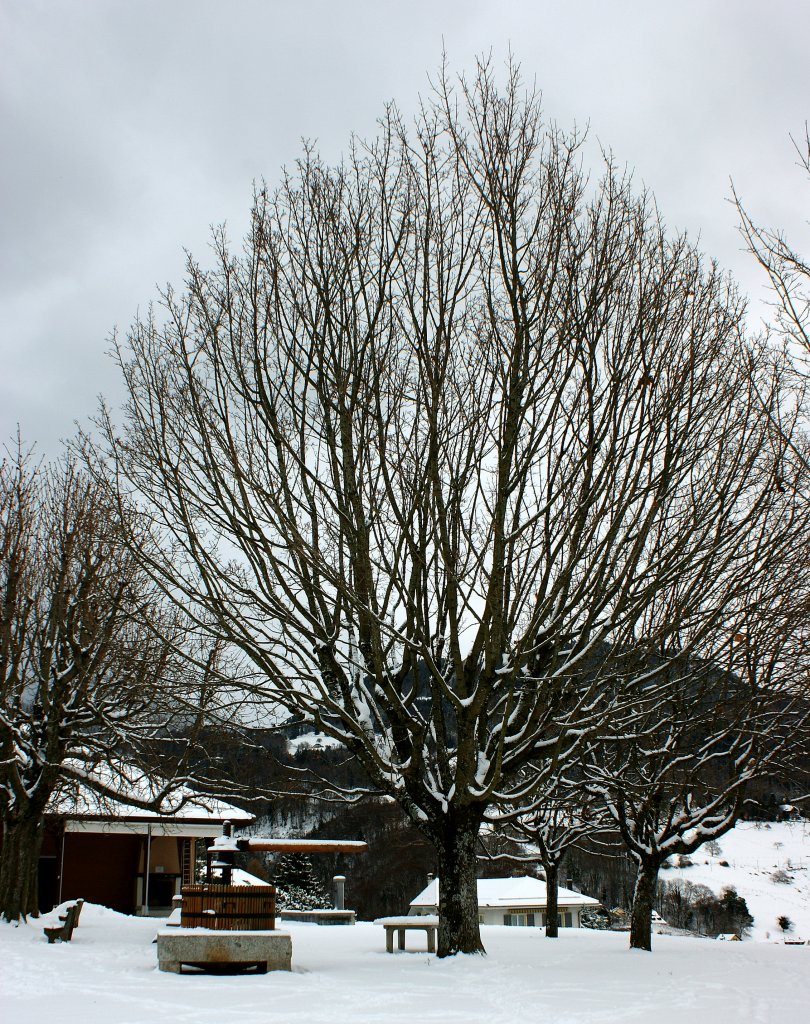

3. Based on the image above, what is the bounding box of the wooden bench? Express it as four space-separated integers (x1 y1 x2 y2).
374 915 438 953
43 900 84 944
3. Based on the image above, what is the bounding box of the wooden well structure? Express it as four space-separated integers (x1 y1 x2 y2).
178 822 367 932
180 884 278 930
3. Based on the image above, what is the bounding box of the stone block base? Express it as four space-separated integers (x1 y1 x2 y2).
156 929 292 974
279 909 356 925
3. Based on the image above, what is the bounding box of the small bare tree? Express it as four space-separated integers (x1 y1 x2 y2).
0 446 213 922
487 772 604 938
735 128 810 816
735 128 810 362
584 573 810 951
97 59 804 955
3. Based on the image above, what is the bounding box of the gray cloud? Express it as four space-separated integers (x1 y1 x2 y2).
2 0 809 455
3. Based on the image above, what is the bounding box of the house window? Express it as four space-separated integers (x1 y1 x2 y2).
503 913 539 927
540 911 575 927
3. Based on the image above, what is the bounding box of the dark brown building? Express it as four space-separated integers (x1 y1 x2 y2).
36 772 253 915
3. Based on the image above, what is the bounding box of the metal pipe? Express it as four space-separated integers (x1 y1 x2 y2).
144 824 152 915
333 875 346 910
58 828 65 905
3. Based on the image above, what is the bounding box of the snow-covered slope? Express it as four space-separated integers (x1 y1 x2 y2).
287 731 345 752
661 819 810 941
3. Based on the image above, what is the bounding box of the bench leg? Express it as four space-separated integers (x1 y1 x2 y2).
427 928 436 954
159 960 182 974
398 928 406 951
386 929 394 953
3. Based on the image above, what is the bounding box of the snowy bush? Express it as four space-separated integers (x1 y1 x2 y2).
275 883 332 912
658 881 753 937
580 907 611 930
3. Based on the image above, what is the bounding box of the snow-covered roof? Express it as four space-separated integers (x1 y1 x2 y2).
410 875 600 910
230 868 269 886
47 762 253 825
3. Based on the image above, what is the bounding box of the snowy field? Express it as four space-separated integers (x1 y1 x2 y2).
2 904 808 1024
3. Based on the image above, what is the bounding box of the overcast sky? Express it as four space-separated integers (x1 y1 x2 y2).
2 0 809 456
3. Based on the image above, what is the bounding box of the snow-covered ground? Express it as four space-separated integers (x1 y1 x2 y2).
2 903 808 1024
661 819 810 940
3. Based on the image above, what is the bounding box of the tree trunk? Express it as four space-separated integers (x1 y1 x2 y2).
0 812 46 922
544 860 559 938
433 807 486 957
629 856 660 951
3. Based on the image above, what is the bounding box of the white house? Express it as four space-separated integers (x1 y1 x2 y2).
409 875 601 928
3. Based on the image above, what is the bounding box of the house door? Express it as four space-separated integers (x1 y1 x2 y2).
38 856 58 913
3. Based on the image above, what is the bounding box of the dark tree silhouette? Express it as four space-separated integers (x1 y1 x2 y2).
0 447 217 921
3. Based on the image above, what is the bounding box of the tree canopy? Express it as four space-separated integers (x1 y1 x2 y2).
96 60 808 954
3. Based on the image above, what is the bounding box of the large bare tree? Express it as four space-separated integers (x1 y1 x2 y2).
0 446 214 922
97 61 803 955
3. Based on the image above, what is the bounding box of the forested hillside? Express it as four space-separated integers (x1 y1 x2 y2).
197 726 807 924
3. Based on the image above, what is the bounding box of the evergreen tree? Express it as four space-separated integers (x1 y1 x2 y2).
272 854 331 911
